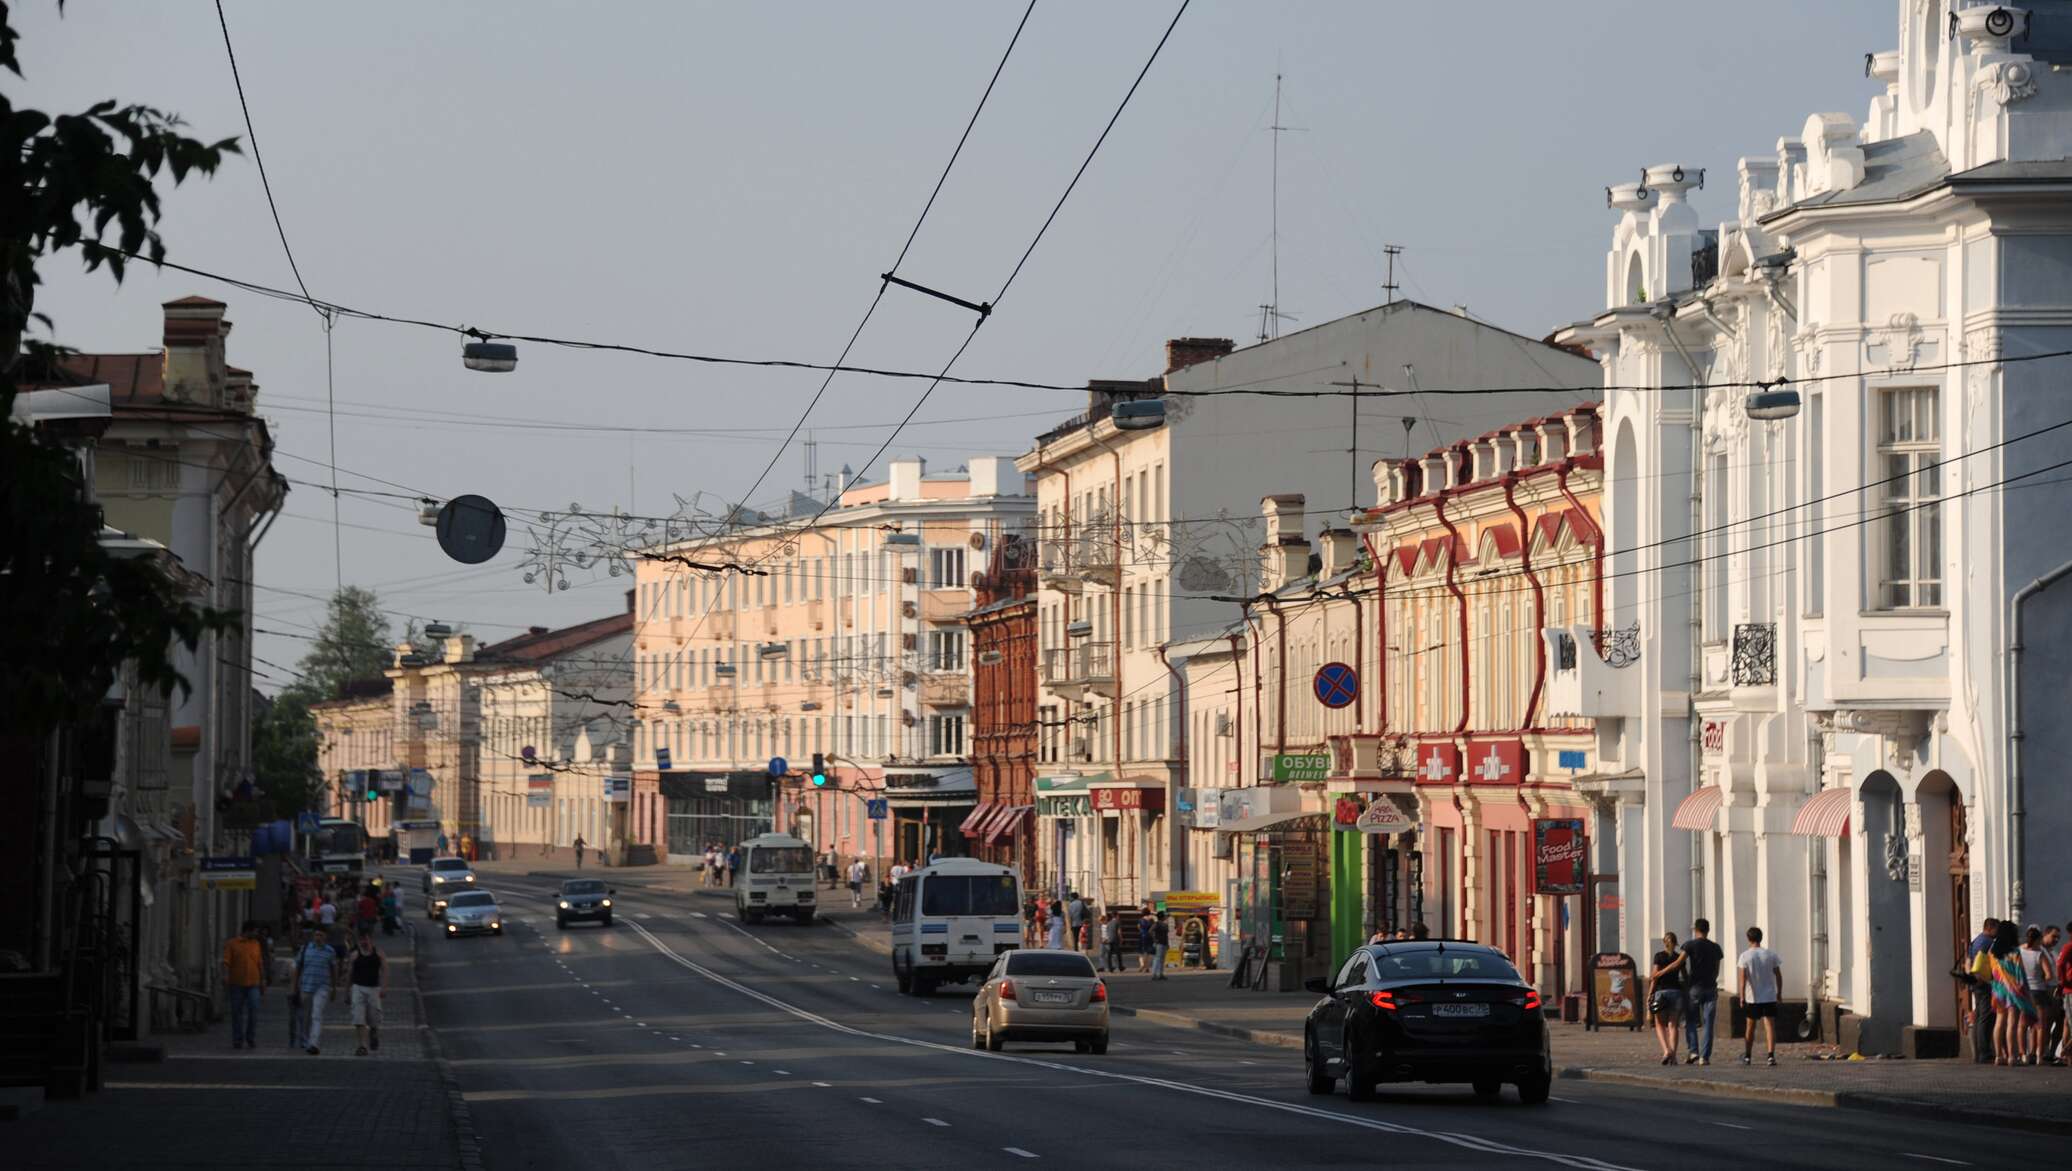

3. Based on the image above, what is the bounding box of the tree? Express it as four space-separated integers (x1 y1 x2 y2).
0 1 243 733
295 586 396 701
251 587 398 817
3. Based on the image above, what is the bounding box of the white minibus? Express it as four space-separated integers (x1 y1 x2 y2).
734 833 817 924
889 858 1023 995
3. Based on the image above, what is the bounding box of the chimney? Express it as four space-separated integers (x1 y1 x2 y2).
1259 494 1309 591
1318 528 1359 580
889 455 926 502
1165 337 1234 373
967 455 1022 498
161 296 229 406
625 588 636 614
443 634 475 664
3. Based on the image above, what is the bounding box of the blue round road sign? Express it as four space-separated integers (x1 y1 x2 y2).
1314 662 1359 709
768 756 789 778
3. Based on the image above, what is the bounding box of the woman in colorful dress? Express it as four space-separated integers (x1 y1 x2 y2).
1989 919 2035 1065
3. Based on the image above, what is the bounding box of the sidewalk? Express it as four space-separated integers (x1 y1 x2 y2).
13 903 462 1167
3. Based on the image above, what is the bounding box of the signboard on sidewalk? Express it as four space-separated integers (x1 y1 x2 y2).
1533 818 1587 894
1266 753 1331 782
199 855 256 891
1589 952 1640 1031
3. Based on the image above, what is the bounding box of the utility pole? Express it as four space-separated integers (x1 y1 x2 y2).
1328 376 1373 508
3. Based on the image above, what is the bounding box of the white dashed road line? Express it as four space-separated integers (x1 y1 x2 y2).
860 1097 882 1104
922 1118 949 1127
1003 1149 1039 1160
812 1081 831 1087
1903 1157 1971 1167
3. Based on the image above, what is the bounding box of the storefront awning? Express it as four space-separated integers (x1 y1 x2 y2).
959 802 998 836
1035 772 1107 792
1218 810 1326 835
1790 786 1852 838
1670 785 1724 831
1089 774 1165 789
985 805 1030 845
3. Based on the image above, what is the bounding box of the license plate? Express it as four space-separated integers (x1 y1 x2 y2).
1432 1002 1491 1018
1031 991 1073 1005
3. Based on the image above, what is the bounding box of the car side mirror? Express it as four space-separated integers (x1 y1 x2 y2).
1303 977 1332 995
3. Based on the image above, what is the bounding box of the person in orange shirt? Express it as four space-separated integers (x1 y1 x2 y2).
221 920 267 1050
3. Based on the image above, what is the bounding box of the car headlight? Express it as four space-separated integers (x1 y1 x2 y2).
432 876 446 884
464 874 475 883
491 921 501 930
559 900 571 909
601 899 612 908
446 923 457 933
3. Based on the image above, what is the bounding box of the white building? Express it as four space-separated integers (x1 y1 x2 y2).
1023 315 1599 909
1556 0 2072 1056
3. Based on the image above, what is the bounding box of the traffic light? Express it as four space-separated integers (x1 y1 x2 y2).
810 753 827 787
364 779 381 802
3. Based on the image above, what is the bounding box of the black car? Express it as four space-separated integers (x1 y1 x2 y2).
555 878 614 929
1302 941 1551 1104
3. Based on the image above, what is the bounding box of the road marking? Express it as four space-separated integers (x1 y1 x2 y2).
1237 1060 1257 1065
812 1081 831 1087
1170 1050 1188 1056
739 1060 754 1065
624 920 1643 1171
775 1069 791 1075
1003 1149 1038 1160
670 1036 682 1042
637 913 653 920
1903 1158 1971 1168
849 976 861 982
860 1097 882 1104
1705 1122 1752 1131
692 912 708 919
922 1118 949 1127
636 1022 647 1028
871 984 883 990
1550 1096 1580 1104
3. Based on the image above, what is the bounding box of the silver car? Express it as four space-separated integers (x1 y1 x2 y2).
423 856 476 918
970 949 1110 1054
442 890 503 938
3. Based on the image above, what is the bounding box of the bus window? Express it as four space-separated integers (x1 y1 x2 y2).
749 846 812 874
920 875 1019 918
893 878 916 924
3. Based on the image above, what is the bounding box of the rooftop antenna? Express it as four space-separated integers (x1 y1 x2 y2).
1263 70 1305 342
803 432 819 497
1382 244 1404 304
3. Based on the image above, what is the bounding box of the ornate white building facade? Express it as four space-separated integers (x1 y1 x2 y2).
1557 0 2072 1055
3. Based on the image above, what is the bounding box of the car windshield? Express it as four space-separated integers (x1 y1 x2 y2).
1005 952 1094 978
1372 949 1521 982
562 880 605 895
448 892 495 908
749 846 812 874
431 859 469 872
920 874 1019 917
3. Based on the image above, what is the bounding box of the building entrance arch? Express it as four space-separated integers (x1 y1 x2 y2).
1859 770 1912 1053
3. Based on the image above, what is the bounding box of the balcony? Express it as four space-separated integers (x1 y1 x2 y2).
1039 540 1082 593
1543 623 1642 720
920 588 968 624
1076 531 1122 585
1040 642 1117 699
919 672 970 707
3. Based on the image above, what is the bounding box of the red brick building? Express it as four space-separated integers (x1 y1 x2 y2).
962 538 1036 880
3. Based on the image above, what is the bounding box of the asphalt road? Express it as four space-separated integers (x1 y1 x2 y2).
413 871 1993 1170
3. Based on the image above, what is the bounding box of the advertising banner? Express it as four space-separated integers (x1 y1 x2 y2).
1533 818 1587 894
1590 952 1640 1030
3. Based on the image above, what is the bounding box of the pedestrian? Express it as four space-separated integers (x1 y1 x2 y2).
1368 930 1390 945
1736 925 1782 1067
437 831 449 856
353 885 378 941
317 892 337 929
1988 919 2034 1065
2020 924 2057 1065
847 857 867 909
1410 922 1430 941
221 920 267 1051
573 834 587 869
380 885 402 936
1151 912 1171 981
1648 931 1687 1065
701 844 715 887
348 932 386 1056
1139 908 1157 973
1101 911 1123 972
2055 921 2072 1062
1066 891 1086 951
1046 901 1066 950
725 847 740 886
1968 916 2001 1062
889 859 910 886
294 924 340 1056
1680 918 1725 1065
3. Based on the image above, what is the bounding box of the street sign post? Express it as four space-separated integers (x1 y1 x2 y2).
768 756 788 778
866 798 889 820
1313 662 1359 709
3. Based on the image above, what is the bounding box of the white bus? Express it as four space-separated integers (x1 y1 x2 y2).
734 833 817 924
304 818 367 876
890 858 1023 996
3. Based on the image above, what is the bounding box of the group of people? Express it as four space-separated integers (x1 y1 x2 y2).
1028 891 1172 979
1965 917 2072 1066
220 900 390 1060
1645 919 1785 1067
699 843 740 888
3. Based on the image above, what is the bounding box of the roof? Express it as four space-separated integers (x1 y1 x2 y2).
1214 298 1589 363
339 677 395 700
1947 157 2072 185
46 353 166 405
477 610 634 663
164 295 227 308
1767 132 1949 215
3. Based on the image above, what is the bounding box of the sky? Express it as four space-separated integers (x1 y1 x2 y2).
14 0 1900 692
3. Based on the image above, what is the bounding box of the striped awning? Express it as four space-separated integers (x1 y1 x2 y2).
1671 785 1724 831
959 802 999 836
1791 787 1853 838
985 805 1030 845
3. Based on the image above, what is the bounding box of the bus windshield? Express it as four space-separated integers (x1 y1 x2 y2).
749 846 812 874
312 822 365 856
920 874 1019 917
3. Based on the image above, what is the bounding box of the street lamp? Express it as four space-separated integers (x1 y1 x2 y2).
462 337 518 373
1744 388 1802 420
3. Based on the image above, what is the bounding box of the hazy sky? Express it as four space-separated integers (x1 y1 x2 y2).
15 1 1898 690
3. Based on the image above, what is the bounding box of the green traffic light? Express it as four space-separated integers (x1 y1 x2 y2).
811 773 827 787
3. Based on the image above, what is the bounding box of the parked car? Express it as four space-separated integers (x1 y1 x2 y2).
555 879 614 929
1303 941 1550 1104
969 949 1108 1054
442 890 503 938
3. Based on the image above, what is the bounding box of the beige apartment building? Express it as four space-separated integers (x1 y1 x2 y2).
627 456 1033 873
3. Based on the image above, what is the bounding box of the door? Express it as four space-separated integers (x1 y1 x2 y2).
1319 952 1368 1060
1948 799 1971 1031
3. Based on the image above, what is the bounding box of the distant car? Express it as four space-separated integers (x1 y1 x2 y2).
443 890 503 938
1302 941 1551 1105
422 856 476 917
555 879 614 929
969 949 1109 1054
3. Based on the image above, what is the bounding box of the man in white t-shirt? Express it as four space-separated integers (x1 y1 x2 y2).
1737 925 1783 1067
847 858 868 908
318 897 337 928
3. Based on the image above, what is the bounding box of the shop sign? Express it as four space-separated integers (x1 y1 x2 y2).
1467 738 1525 785
1192 790 1220 828
199 855 256 891
1280 839 1322 920
1533 818 1587 894
1266 753 1331 782
527 773 553 808
885 772 942 790
1590 952 1641 1030
1355 795 1418 835
377 769 405 792
603 776 631 803
1160 890 1218 914
1037 794 1091 818
704 777 731 794
1090 787 1162 813
1331 793 1364 828
1415 742 1460 786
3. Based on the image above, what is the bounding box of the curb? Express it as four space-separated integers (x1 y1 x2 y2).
407 895 484 1171
1557 1066 2072 1135
1106 1005 1305 1051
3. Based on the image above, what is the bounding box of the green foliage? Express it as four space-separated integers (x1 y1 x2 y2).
252 688 319 816
250 587 396 815
0 2 244 733
294 586 395 701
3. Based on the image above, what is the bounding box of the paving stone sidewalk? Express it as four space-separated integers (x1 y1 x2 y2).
14 890 459 1168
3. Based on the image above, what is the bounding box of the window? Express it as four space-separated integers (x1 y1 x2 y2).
1039 705 1059 764
928 630 964 672
929 713 966 757
1876 386 1942 608
930 547 966 588
921 874 1019 917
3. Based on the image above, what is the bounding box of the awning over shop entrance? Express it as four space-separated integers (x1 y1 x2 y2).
1218 810 1326 835
1670 785 1724 831
960 802 999 836
985 805 1030 845
1790 786 1852 837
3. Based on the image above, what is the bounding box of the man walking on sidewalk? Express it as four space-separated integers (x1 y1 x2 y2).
221 921 266 1050
1150 912 1171 980
295 925 340 1056
349 932 386 1056
1680 918 1725 1065
1100 911 1122 972
1738 925 1783 1067
847 857 867 908
573 834 587 869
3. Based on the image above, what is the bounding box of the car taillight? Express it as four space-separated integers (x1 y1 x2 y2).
1520 990 1542 1012
1091 981 1107 1003
1368 991 1398 1011
999 978 1016 1001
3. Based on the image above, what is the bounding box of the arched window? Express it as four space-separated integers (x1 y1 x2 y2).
1627 251 1648 305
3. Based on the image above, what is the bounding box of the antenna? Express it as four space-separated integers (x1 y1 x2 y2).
1264 71 1306 341
1382 244 1404 304
803 433 818 497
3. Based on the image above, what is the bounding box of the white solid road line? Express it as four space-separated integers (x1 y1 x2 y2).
1003 1148 1039 1159
623 920 1641 1171
922 1118 950 1127
1903 1157 1972 1167
637 913 653 920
